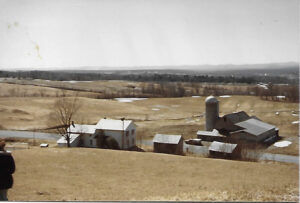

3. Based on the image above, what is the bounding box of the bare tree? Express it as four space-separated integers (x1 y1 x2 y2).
50 91 82 147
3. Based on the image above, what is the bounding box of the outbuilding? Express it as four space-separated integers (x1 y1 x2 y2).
153 134 183 155
208 141 240 159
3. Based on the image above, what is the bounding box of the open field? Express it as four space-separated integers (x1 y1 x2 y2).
8 147 298 201
0 81 298 155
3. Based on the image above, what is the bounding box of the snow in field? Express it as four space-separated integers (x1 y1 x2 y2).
276 96 286 99
192 96 201 98
275 112 279 115
114 98 148 103
257 83 268 89
152 108 160 111
292 121 299 124
274 141 292 148
219 95 231 98
292 113 299 117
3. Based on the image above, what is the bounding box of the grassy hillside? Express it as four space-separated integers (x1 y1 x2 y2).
9 147 298 201
0 89 298 155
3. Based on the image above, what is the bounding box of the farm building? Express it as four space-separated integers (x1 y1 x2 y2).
208 141 240 159
57 118 136 149
95 118 136 149
153 134 184 155
196 129 227 142
204 96 278 144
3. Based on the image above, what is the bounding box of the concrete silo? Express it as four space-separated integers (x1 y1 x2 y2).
205 96 219 131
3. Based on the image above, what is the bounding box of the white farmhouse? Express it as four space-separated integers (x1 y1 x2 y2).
56 118 136 150
96 118 136 149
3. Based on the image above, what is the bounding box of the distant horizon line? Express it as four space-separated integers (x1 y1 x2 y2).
1 61 298 71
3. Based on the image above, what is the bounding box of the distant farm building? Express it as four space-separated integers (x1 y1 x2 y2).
153 134 184 155
57 118 136 150
197 129 226 142
204 96 279 144
208 141 240 159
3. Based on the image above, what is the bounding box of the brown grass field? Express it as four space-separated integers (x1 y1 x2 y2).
0 80 299 201
0 81 298 155
8 147 298 201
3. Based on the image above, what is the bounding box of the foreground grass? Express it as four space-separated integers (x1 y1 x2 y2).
9 147 299 201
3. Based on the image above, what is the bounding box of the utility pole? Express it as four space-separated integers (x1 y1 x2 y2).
121 117 125 149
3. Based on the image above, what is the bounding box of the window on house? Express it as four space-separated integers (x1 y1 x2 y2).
132 138 135 145
131 129 135 135
90 140 93 146
126 131 129 136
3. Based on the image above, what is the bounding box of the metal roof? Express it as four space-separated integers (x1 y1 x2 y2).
205 96 218 103
197 129 221 137
68 124 97 134
209 141 237 153
234 118 275 136
153 134 182 144
223 111 250 124
96 119 133 131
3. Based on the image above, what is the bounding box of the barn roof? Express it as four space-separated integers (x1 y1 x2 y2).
223 111 250 124
234 118 275 136
96 119 133 131
68 124 97 134
197 129 221 137
209 141 237 153
153 134 182 144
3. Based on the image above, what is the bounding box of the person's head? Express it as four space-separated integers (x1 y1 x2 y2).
0 140 6 151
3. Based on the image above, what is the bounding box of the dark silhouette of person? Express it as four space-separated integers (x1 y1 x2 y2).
0 141 15 201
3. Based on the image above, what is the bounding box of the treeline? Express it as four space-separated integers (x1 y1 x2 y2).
0 70 298 84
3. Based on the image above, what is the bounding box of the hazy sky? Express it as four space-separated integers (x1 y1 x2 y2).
0 0 298 69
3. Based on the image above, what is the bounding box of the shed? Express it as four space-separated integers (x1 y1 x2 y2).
153 134 183 155
208 141 240 159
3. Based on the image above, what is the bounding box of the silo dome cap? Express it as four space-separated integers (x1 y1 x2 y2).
205 96 218 103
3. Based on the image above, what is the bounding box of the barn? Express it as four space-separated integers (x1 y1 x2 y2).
204 96 279 144
153 134 183 155
208 141 240 159
230 118 278 143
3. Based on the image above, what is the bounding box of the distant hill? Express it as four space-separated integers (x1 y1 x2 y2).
59 62 299 79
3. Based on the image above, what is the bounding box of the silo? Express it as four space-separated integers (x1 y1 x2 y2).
205 96 219 131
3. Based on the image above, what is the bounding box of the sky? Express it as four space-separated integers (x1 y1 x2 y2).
0 0 298 70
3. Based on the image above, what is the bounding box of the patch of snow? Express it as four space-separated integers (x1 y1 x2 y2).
114 98 148 103
292 114 299 117
292 121 299 124
274 141 292 147
257 84 268 90
275 112 279 115
276 96 285 99
192 96 201 98
219 95 231 98
152 108 160 111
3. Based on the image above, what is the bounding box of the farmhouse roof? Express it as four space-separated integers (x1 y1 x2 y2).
96 119 133 131
223 111 250 124
209 141 237 153
57 133 80 144
68 124 97 134
234 118 275 136
153 134 182 144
